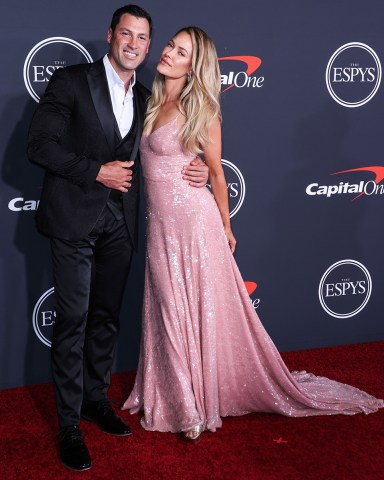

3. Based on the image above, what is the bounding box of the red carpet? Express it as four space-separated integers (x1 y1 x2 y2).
1 342 383 479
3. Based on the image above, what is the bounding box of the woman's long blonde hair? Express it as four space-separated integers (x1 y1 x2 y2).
144 26 222 154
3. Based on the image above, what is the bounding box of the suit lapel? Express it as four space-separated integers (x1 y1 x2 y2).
87 60 115 155
130 86 145 161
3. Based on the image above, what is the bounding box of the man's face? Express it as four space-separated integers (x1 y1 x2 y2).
107 13 151 77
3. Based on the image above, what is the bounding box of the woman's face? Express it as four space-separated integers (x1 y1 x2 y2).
157 31 193 81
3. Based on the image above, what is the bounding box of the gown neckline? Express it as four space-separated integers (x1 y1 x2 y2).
148 115 179 136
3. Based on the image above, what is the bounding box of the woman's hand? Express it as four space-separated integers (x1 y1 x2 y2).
224 226 236 253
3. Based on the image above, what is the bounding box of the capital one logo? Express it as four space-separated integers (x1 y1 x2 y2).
24 37 93 102
8 197 39 212
206 159 246 217
306 164 384 201
219 56 264 93
318 260 372 319
245 281 260 310
33 288 55 347
325 42 382 107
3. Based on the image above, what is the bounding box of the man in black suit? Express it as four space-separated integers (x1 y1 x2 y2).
27 5 208 471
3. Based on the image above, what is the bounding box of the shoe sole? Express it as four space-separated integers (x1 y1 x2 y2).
62 462 92 472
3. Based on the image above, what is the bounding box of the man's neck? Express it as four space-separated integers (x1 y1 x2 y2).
107 54 135 92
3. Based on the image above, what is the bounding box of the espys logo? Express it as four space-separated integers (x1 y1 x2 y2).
33 288 55 347
219 56 264 93
24 37 93 102
325 42 382 107
318 260 372 318
306 165 384 201
207 159 246 217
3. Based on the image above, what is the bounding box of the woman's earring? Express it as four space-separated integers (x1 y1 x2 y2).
187 72 192 83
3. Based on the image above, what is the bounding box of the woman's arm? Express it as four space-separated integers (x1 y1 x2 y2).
203 119 236 253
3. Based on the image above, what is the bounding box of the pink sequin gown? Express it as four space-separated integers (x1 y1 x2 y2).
122 117 383 432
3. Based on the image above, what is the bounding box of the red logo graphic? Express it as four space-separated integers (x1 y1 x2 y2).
273 437 288 444
219 56 262 93
332 165 384 201
244 281 257 296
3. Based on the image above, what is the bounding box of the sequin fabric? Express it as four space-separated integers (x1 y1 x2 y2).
122 117 383 432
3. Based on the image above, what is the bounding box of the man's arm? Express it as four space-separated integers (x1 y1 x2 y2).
182 157 209 187
27 68 101 193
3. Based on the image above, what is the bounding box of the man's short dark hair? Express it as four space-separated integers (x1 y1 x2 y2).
110 4 153 37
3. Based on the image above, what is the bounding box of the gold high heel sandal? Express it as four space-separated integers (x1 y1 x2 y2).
184 425 202 443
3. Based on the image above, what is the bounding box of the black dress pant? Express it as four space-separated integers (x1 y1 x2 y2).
50 207 133 428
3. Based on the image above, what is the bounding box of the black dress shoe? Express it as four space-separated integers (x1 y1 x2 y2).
58 425 91 471
81 399 131 436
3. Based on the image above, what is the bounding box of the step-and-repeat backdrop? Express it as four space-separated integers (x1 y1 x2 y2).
1 0 384 389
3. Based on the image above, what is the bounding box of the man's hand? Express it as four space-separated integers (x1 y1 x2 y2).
182 157 209 187
96 160 134 192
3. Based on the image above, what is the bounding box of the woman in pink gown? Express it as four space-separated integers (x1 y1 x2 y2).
123 27 383 440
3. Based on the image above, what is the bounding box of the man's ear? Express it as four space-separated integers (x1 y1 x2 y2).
107 27 113 45
146 38 152 54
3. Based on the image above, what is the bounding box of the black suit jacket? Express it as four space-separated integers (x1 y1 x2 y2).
27 58 150 245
